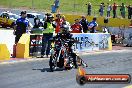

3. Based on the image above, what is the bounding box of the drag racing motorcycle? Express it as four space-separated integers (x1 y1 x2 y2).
49 37 88 72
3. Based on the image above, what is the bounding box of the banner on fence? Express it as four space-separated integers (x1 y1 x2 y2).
72 33 112 52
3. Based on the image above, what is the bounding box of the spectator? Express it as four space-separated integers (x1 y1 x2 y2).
120 3 126 18
54 0 60 12
88 17 98 33
99 3 105 16
86 2 92 16
80 16 89 33
127 4 132 19
33 17 43 28
54 14 63 33
13 11 30 44
71 19 83 33
107 3 112 17
61 15 71 32
61 15 66 22
41 13 56 58
112 3 118 18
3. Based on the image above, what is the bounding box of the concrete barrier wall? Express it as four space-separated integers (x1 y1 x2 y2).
0 30 15 55
16 34 30 58
0 44 10 61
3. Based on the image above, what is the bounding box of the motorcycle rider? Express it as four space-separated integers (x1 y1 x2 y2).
54 27 78 68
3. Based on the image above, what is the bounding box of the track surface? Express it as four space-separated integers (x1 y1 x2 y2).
0 50 132 88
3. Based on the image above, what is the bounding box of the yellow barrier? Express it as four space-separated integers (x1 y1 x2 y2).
0 44 10 61
108 36 112 51
16 34 30 58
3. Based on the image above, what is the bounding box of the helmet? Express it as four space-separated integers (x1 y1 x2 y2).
45 13 54 22
45 13 54 18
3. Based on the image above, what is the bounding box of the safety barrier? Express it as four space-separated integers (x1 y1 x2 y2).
72 33 112 52
0 30 112 59
16 34 30 58
0 44 10 61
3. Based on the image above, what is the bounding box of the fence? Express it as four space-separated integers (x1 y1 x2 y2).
0 0 131 18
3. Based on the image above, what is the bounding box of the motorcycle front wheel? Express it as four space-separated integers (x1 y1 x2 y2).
49 55 56 72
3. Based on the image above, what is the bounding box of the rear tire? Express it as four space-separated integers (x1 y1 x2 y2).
58 54 64 68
